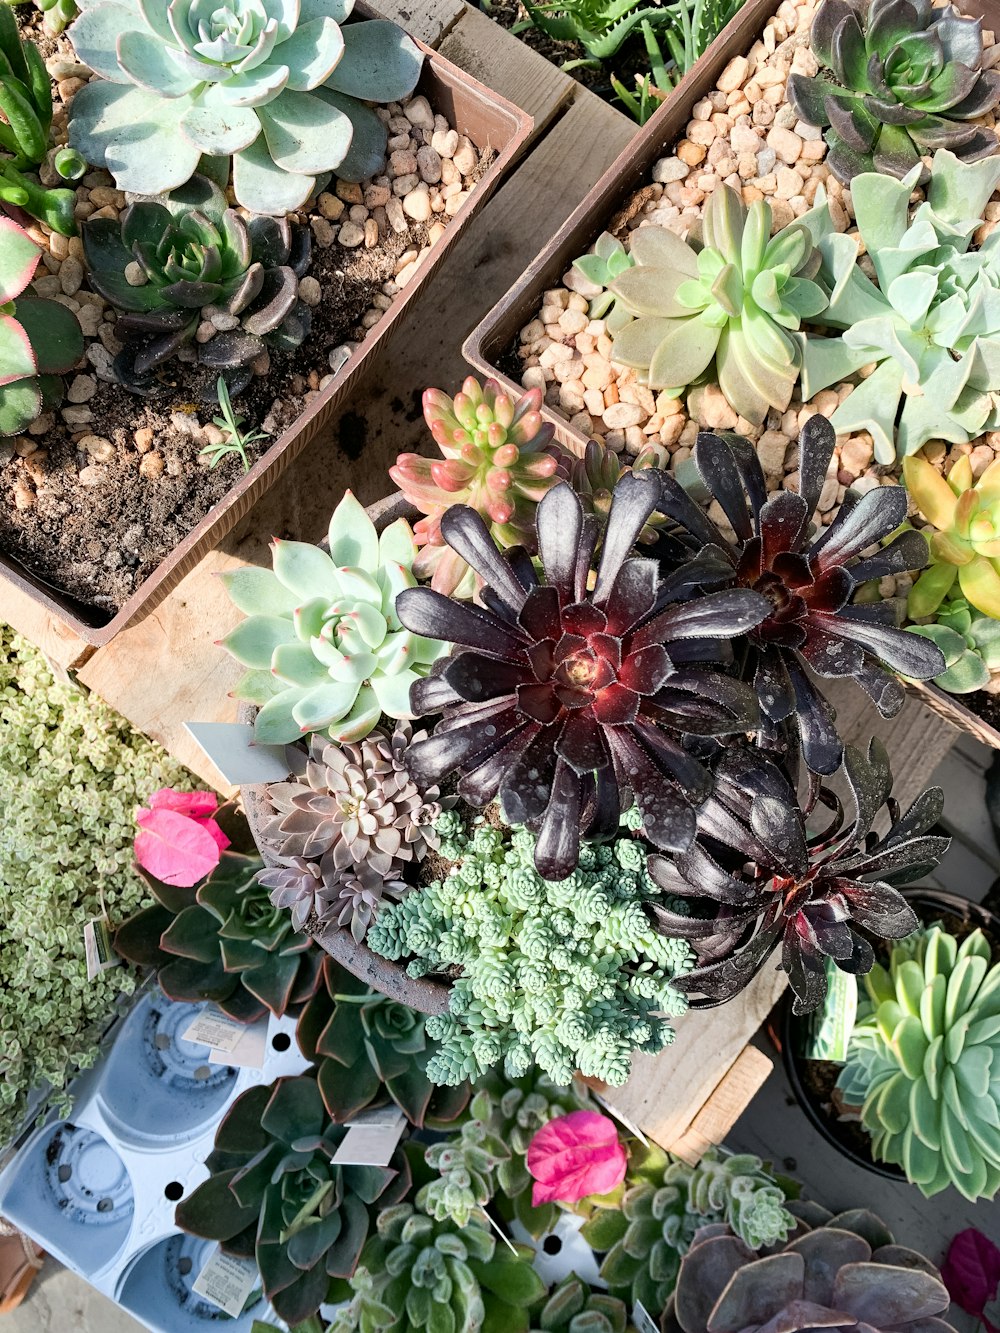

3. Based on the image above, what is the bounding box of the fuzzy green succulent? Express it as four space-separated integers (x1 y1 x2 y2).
581 1144 794 1314
906 452 1000 622
788 0 1000 184
573 231 635 323
908 593 1000 693
530 1275 630 1333
295 956 470 1129
390 377 562 598
327 1203 548 1333
368 813 693 1089
415 1115 510 1228
607 189 828 424
798 150 1000 462
83 173 312 396
68 0 423 214
837 924 1000 1202
176 1075 411 1325
220 491 447 745
115 848 322 1022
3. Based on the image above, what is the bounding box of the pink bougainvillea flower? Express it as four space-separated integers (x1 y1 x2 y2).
942 1229 1000 1332
134 789 230 887
526 1110 627 1206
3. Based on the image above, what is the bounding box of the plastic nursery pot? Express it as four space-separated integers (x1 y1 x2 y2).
0 10 532 650
776 886 1000 1182
116 1233 270 1333
240 490 451 1017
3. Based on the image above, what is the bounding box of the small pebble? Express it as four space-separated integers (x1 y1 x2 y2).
298 276 322 306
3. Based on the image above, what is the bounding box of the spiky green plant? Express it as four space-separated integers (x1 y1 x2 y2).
520 0 674 59
607 187 828 424
908 594 1000 694
906 453 1000 622
837 924 1000 1202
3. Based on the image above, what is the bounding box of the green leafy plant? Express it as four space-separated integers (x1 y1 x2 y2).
415 1115 510 1227
582 1144 794 1313
519 0 674 60
390 377 562 598
2 0 78 32
531 1275 629 1333
668 1205 956 1332
572 232 634 322
326 1203 547 1333
114 847 322 1022
68 0 424 214
787 0 1000 183
837 924 1000 1202
906 453 1000 622
607 187 828 424
200 376 270 472
908 594 1000 694
0 214 83 435
219 491 446 745
0 6 77 233
295 956 470 1128
368 815 693 1088
613 0 744 121
176 1075 411 1325
798 150 1000 461
0 625 192 1146
83 174 312 396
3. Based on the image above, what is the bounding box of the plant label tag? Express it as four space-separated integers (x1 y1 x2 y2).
184 722 290 786
84 915 120 982
210 1014 268 1069
332 1107 406 1166
182 1004 249 1054
806 959 857 1063
191 1246 260 1318
632 1300 660 1333
345 1105 408 1128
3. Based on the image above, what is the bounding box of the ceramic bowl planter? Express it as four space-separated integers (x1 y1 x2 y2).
0 8 531 648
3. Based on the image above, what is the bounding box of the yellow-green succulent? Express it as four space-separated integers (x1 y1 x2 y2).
906 453 1000 621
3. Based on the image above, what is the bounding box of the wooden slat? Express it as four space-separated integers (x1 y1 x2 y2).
670 1047 775 1164
2 581 92 674
365 0 464 46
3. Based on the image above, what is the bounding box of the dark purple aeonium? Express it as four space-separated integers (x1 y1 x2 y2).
393 471 771 880
655 415 945 774
647 738 949 1013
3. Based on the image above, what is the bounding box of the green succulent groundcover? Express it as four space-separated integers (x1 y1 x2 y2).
0 624 191 1145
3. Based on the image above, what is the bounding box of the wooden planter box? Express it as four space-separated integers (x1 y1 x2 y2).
0 18 532 649
463 0 1000 751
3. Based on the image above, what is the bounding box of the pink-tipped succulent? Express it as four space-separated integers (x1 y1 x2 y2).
390 376 563 598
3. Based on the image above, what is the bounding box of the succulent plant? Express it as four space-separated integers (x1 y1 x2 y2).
522 0 675 59
82 173 312 397
369 815 694 1087
787 0 1000 183
220 491 447 745
0 7 77 233
572 231 635 323
68 0 423 215
581 1144 794 1314
115 848 323 1021
530 1275 629 1333
0 215 84 436
798 150 1000 462
415 1115 510 1227
906 453 1000 623
390 377 562 599
655 416 945 774
326 1203 548 1333
396 473 766 879
908 594 1000 693
556 438 666 545
3 0 78 32
295 956 470 1128
256 719 450 940
838 924 1000 1202
649 738 948 1014
664 1207 957 1333
607 190 828 425
176 1075 411 1325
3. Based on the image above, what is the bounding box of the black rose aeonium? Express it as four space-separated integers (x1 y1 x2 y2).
394 472 771 879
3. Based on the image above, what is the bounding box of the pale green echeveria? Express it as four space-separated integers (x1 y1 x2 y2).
572 231 635 324
607 188 828 425
219 491 447 745
908 593 1000 692
67 0 422 214
798 149 1000 463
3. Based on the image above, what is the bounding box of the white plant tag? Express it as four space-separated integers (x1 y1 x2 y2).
182 1004 249 1054
184 722 290 786
191 1247 260 1317
210 1014 268 1069
632 1299 660 1333
332 1107 406 1166
84 914 120 982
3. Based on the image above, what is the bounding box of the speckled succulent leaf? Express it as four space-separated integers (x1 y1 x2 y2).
608 189 827 424
838 924 1000 1202
906 455 1000 620
68 0 421 211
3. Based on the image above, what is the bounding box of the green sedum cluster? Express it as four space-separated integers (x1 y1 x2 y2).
0 624 192 1145
367 813 693 1088
581 1144 794 1313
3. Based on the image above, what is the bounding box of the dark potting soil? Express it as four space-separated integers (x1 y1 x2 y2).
960 688 1000 740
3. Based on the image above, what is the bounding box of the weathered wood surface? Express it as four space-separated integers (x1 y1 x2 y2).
1 579 92 675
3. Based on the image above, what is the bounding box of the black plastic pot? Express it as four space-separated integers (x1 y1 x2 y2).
776 886 1000 1182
